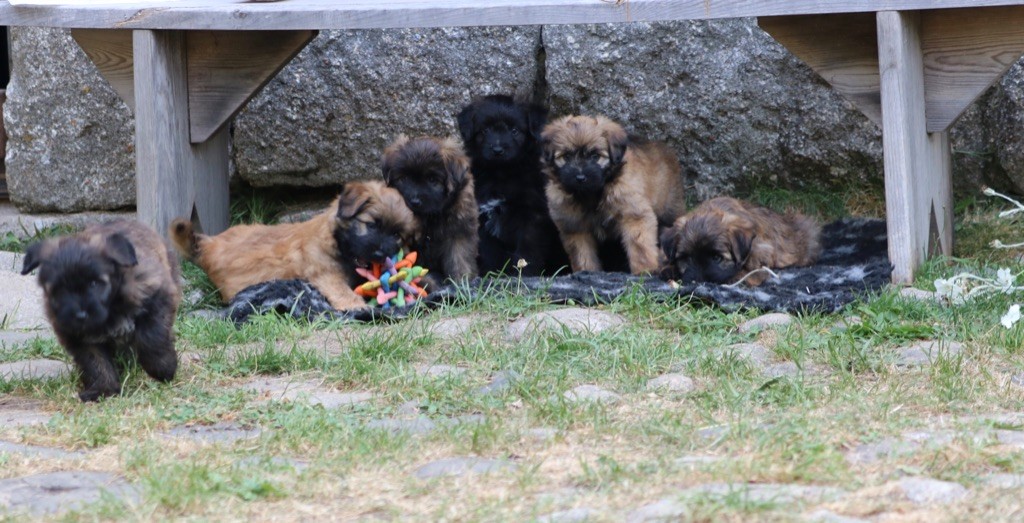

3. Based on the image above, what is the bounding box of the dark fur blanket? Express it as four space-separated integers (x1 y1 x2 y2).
222 218 890 324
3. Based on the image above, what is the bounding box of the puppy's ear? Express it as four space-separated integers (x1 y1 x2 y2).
730 230 754 269
21 240 51 275
441 142 471 190
338 184 371 220
659 224 681 261
604 125 629 166
456 103 477 142
103 233 138 268
381 135 409 182
527 103 548 141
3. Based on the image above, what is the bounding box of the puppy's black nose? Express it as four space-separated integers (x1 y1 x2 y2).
575 174 586 183
491 146 504 156
75 310 88 320
372 250 385 259
409 197 422 207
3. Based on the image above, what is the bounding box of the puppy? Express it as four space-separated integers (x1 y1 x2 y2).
457 95 568 275
170 180 420 311
381 135 478 285
21 220 181 402
660 196 822 286
541 114 686 275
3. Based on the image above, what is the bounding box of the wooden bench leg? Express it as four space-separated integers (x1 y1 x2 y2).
877 11 953 285
133 30 229 236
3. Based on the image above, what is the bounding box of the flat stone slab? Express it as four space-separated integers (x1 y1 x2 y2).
646 373 695 393
506 308 625 341
413 456 517 479
237 377 374 408
682 482 845 504
0 471 137 516
367 416 438 435
476 370 520 396
0 359 70 381
899 287 941 303
737 313 793 334
802 509 870 523
0 441 85 460
0 397 51 428
674 455 724 469
893 477 968 505
845 438 920 465
537 507 594 523
563 385 621 404
0 251 23 273
0 271 49 330
526 427 559 442
627 498 687 523
428 316 480 340
161 422 261 444
0 330 51 348
894 340 966 367
414 364 467 379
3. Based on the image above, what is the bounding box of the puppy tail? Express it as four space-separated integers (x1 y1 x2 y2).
169 219 200 261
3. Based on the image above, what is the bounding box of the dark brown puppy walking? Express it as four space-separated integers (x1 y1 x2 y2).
170 180 420 310
21 220 181 402
381 135 479 285
541 114 686 275
661 196 822 286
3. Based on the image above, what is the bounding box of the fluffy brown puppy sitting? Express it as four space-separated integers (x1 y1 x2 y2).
541 115 686 274
21 220 181 402
170 180 420 311
661 196 822 286
381 135 479 285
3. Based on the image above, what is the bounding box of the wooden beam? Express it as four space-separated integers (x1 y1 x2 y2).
920 6 1024 132
134 30 229 237
70 29 134 110
5 0 1024 31
877 11 953 285
187 30 316 143
758 13 881 126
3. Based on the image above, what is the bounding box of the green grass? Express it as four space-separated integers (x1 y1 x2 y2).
0 223 80 252
5 193 1024 520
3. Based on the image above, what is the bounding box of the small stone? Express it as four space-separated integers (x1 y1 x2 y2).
983 473 1024 488
1010 373 1024 389
673 455 723 468
238 377 374 408
831 316 863 331
895 340 965 367
413 457 517 479
184 289 206 306
537 507 594 523
366 416 437 435
0 441 85 460
645 373 695 393
415 364 466 379
802 509 869 523
398 399 424 415
506 308 625 341
895 477 968 505
0 359 70 381
563 385 621 404
0 471 138 516
899 287 941 303
476 370 521 396
762 361 801 379
737 313 793 334
845 438 920 465
428 316 478 340
717 342 772 366
626 498 687 523
695 425 730 442
162 422 261 444
526 427 559 442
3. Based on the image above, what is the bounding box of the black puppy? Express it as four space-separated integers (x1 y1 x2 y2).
457 95 568 276
21 220 182 402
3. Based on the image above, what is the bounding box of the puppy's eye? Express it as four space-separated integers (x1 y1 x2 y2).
710 254 725 264
88 280 101 289
511 128 520 136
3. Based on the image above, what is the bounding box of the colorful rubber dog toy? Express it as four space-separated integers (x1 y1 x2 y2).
353 250 429 308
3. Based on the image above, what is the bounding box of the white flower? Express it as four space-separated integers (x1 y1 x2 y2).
992 239 1005 248
934 278 953 297
998 268 1016 291
983 186 997 196
1002 304 1022 329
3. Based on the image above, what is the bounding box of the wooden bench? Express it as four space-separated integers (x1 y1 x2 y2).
4 0 1024 284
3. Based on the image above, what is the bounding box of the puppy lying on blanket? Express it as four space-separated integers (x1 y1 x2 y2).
171 180 420 311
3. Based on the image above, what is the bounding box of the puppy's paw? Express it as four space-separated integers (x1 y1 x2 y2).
79 386 120 403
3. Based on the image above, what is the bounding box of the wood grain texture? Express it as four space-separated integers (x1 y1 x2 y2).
191 125 230 235
187 30 315 143
877 11 953 285
759 14 881 126
921 6 1024 132
70 29 134 110
4 1 1024 30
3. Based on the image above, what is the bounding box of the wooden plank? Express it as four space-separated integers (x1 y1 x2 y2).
4 0 1024 30
187 30 315 143
70 29 133 110
134 30 230 237
921 6 1024 132
759 13 881 126
877 11 953 285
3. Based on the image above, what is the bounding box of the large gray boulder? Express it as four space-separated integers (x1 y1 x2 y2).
232 27 542 188
5 28 135 213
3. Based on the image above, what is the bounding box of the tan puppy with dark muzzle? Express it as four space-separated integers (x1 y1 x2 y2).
541 115 686 274
660 196 822 286
170 180 420 311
